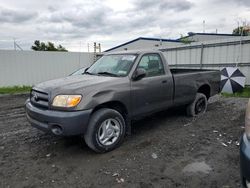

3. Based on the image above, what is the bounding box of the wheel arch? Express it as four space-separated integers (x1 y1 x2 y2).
91 101 131 135
91 101 129 123
197 84 211 99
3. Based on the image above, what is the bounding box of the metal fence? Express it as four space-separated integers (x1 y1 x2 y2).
0 50 94 87
161 36 250 85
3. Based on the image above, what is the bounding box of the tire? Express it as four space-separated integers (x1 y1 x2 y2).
84 108 126 153
186 93 208 117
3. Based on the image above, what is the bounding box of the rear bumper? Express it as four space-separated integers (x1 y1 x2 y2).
25 100 92 136
240 134 250 188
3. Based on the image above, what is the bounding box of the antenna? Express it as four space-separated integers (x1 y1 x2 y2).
13 38 23 51
15 42 23 50
203 20 205 33
13 38 16 50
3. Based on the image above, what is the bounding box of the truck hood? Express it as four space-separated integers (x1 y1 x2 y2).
34 75 119 94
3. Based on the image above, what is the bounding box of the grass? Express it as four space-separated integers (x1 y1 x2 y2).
0 86 32 94
222 86 250 98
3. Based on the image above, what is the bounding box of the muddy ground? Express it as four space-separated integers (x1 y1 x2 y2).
0 94 248 188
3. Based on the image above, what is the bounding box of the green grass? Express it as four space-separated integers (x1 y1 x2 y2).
222 86 250 98
0 86 32 94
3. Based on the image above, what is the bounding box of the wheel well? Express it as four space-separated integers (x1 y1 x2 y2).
198 85 210 99
91 101 128 119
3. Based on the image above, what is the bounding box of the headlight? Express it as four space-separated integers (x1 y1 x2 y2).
52 95 82 108
245 99 250 138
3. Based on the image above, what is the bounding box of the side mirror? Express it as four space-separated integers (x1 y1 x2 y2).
133 68 147 81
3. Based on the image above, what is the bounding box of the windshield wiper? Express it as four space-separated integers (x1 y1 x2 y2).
84 71 95 75
97 72 119 77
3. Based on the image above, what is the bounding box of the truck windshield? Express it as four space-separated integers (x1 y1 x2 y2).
86 54 137 77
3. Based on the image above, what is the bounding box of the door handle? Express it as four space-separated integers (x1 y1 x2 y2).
162 80 167 83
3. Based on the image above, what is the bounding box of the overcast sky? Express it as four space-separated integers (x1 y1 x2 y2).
0 0 249 52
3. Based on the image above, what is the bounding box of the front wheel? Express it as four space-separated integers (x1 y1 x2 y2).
84 108 126 153
186 93 208 117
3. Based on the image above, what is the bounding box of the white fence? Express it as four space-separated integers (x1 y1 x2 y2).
1 37 250 87
161 36 250 85
0 50 94 87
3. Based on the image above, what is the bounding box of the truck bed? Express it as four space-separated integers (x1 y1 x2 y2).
169 68 221 106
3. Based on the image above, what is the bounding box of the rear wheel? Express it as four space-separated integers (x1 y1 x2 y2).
84 108 126 153
186 93 207 117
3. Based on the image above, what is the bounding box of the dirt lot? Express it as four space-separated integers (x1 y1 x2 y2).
0 94 248 188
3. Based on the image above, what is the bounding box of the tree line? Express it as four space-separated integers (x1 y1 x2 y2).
31 40 68 52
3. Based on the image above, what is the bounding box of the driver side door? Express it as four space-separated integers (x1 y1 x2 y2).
130 53 173 117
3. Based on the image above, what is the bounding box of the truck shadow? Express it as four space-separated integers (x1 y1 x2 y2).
131 106 187 135
30 106 189 155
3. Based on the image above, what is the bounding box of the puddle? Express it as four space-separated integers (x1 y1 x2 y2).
182 161 212 174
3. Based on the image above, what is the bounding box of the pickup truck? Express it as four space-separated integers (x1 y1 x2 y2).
25 50 221 153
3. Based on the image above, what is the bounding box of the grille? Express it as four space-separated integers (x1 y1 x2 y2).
30 89 49 109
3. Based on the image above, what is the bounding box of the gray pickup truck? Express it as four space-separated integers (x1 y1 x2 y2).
25 50 220 152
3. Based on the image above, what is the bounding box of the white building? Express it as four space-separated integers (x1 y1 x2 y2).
104 37 183 52
180 32 241 42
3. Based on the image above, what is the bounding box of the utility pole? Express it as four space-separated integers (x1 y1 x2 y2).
94 42 97 62
236 21 245 67
98 43 101 53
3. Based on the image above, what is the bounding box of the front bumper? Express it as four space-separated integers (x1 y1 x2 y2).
25 100 92 136
240 134 250 188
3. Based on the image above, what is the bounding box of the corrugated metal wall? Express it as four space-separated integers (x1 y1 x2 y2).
0 50 94 87
161 36 250 85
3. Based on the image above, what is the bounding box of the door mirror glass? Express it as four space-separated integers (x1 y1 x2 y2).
133 68 147 80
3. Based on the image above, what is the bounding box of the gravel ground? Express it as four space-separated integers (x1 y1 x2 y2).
0 94 248 188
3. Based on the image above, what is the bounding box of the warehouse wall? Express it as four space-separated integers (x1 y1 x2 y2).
162 36 250 85
0 50 94 87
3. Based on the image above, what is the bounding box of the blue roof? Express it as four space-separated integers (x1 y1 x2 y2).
104 37 182 52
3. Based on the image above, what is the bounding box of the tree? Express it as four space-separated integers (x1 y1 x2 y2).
232 26 250 36
179 34 193 44
31 40 68 51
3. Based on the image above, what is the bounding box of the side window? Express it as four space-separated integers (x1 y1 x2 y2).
138 56 149 70
137 54 165 77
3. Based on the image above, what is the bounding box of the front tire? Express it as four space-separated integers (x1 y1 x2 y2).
84 108 126 153
186 93 208 117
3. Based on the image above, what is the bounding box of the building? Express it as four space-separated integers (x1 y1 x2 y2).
104 37 183 52
179 32 241 42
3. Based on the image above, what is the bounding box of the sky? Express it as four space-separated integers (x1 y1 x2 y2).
0 0 249 52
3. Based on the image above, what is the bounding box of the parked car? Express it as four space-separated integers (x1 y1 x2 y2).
25 50 221 153
240 99 250 188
